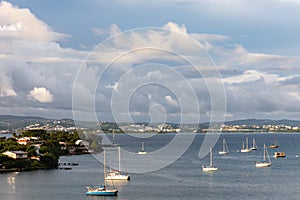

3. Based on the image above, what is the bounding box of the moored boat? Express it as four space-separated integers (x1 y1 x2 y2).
274 152 286 158
106 146 130 180
241 137 252 153
86 149 118 196
269 139 278 149
251 138 258 151
202 146 218 172
138 142 147 155
219 138 229 155
256 144 271 168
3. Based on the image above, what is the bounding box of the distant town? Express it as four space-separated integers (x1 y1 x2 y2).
0 115 299 134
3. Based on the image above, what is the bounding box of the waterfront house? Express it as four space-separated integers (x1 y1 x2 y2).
17 137 39 145
2 151 28 159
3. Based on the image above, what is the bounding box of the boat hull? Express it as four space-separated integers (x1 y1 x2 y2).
218 151 229 155
241 149 252 153
106 175 130 180
255 162 271 168
202 165 218 171
86 190 118 196
138 151 147 155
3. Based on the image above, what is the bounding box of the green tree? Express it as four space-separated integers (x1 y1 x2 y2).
40 152 58 169
26 145 38 157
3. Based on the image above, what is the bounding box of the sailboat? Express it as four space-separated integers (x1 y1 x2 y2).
241 137 252 153
256 144 271 168
202 146 218 171
219 139 229 155
101 130 117 147
138 142 147 155
251 138 258 151
86 149 118 196
269 139 278 149
106 146 130 180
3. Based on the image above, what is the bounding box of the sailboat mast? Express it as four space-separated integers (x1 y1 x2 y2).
266 145 271 162
263 144 266 161
246 137 248 149
142 142 144 151
104 149 106 187
118 146 121 171
210 147 213 167
223 139 225 151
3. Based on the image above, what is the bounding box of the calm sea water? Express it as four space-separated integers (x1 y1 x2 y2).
1 133 300 200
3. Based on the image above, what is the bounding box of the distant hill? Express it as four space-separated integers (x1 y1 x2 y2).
0 115 74 130
0 115 299 131
224 118 300 127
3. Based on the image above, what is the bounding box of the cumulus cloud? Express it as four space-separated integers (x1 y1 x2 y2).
165 95 179 107
92 23 121 37
0 69 17 97
27 87 54 103
0 0 299 121
222 70 285 84
0 1 67 42
75 21 300 122
0 1 87 118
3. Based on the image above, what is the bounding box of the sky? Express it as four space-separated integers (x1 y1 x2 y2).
0 0 300 124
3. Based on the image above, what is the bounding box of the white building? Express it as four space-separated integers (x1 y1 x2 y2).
2 151 28 159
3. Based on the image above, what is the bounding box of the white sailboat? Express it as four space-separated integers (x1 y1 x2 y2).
106 146 130 180
86 149 118 196
219 139 229 155
202 146 218 172
138 142 147 155
256 144 271 168
251 138 258 151
241 137 252 153
101 130 117 147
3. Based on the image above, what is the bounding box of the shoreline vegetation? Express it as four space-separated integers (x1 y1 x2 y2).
0 129 102 173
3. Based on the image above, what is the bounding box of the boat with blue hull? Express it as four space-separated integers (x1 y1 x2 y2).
86 149 118 196
86 186 118 196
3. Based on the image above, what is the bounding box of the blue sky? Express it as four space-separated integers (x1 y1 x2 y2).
0 0 300 123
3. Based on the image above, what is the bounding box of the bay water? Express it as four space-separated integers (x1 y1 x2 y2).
1 133 300 200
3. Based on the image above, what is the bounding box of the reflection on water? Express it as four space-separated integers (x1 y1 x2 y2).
7 172 18 191
87 196 118 200
106 179 128 187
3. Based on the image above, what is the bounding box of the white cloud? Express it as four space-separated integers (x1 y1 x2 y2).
0 21 22 31
110 24 122 36
163 22 187 35
92 27 106 36
0 1 67 42
92 23 121 37
0 0 300 122
27 87 54 103
0 71 17 97
75 21 300 122
165 95 178 107
222 70 285 84
191 33 230 43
